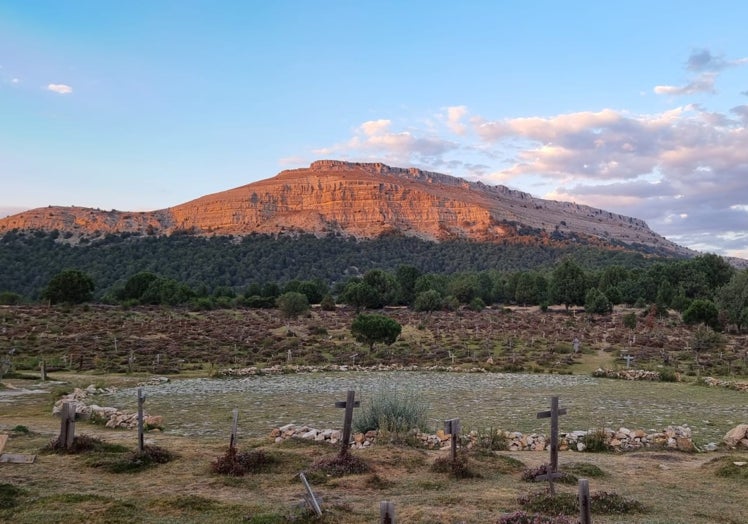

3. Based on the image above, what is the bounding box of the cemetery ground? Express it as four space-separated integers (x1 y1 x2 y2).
1 305 748 522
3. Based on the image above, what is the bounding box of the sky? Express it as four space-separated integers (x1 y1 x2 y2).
1 1 747 258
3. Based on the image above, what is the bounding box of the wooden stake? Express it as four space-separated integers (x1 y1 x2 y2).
230 408 239 450
380 500 396 523
59 401 76 449
137 387 146 452
299 472 322 516
579 478 591 524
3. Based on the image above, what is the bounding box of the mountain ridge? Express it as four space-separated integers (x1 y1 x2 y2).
0 160 692 257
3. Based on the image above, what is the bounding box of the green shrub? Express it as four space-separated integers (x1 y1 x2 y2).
582 428 610 452
353 386 429 439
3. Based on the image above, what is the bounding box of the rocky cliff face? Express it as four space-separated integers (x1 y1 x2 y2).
0 160 690 255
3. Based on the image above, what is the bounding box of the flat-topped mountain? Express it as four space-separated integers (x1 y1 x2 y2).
0 160 691 256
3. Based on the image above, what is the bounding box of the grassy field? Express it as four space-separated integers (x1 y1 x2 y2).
1 305 747 523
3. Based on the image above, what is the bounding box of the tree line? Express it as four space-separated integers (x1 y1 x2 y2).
3 234 746 333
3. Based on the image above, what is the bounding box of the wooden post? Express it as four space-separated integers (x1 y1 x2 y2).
579 478 591 524
380 500 396 523
137 387 146 452
40 359 47 381
59 401 76 449
335 390 360 456
229 408 239 450
299 472 323 516
444 418 461 462
536 396 566 473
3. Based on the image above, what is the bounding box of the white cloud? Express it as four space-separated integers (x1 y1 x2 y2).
359 119 391 137
47 83 73 94
654 72 717 96
446 105 468 134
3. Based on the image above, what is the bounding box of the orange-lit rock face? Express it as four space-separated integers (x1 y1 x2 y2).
0 160 689 255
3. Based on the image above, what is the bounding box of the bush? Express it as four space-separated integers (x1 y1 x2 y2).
582 428 610 452
211 447 276 476
353 387 429 438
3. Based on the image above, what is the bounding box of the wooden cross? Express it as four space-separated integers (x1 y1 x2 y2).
334 390 360 456
623 354 635 368
536 396 567 492
229 408 239 450
444 418 461 462
137 388 146 452
299 472 323 516
380 500 396 523
59 401 76 450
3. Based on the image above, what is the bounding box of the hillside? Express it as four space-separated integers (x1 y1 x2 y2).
0 160 692 257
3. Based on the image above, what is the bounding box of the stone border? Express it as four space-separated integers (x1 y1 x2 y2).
270 423 702 452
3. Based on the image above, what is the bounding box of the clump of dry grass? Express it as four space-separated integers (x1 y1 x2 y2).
44 434 128 454
309 452 371 477
497 511 576 524
87 444 176 473
431 451 481 479
211 446 276 476
517 489 646 516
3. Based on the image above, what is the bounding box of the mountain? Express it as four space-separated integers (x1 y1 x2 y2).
0 160 691 257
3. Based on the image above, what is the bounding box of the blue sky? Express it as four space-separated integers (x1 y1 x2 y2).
1 1 747 258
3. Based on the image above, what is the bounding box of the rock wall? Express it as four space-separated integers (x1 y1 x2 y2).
270 423 701 452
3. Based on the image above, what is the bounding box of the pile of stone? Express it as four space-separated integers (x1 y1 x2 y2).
269 423 699 452
723 424 748 449
220 364 491 377
701 376 748 392
52 385 163 430
592 368 663 381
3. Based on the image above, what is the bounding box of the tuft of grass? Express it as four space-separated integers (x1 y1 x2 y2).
0 483 26 509
581 428 610 452
211 446 277 476
309 452 371 477
89 444 176 473
431 452 481 479
707 455 748 480
44 434 129 455
11 425 31 435
353 386 429 440
565 462 607 478
498 511 576 524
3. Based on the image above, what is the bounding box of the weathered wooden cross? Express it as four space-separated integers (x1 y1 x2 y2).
536 396 567 494
229 408 239 450
334 390 360 456
137 387 146 452
299 472 323 516
380 500 396 523
622 354 635 368
59 401 76 450
444 418 461 462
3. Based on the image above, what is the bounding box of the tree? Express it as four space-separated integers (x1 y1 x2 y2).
584 287 613 315
682 299 720 330
550 259 587 309
715 269 748 332
42 269 95 304
119 271 160 302
276 291 309 320
340 281 383 311
413 289 442 312
351 314 402 351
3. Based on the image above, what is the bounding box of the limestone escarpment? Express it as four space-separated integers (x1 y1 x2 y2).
0 160 690 255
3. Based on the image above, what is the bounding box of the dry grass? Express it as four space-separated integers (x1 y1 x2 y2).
1 415 747 523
